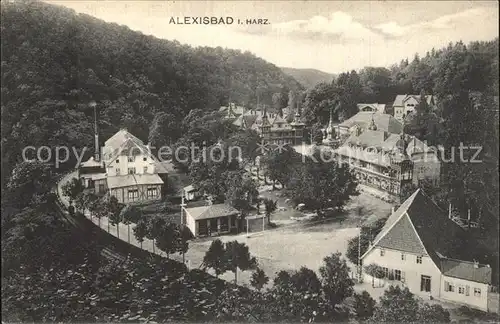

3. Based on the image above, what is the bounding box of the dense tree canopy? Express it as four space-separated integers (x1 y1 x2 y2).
0 1 302 183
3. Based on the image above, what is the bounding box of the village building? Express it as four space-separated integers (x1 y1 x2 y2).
78 127 167 204
183 202 240 237
357 103 387 114
228 103 306 146
392 94 436 122
182 184 201 201
361 189 493 312
334 116 440 201
337 111 403 137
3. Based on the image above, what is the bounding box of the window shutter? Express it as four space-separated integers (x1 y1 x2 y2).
466 285 470 296
444 281 449 292
401 271 406 282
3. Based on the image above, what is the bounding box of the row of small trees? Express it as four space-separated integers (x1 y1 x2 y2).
133 215 192 262
62 177 192 261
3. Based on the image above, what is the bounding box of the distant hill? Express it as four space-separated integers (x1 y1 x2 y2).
1 1 303 180
280 67 335 89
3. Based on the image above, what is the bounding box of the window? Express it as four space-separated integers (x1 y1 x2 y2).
420 275 431 292
401 253 406 261
143 157 147 161
445 281 455 292
383 267 389 278
147 187 158 199
395 269 402 281
128 167 136 174
116 159 119 163
380 249 385 257
115 168 120 175
128 156 134 162
128 189 139 201
416 256 422 264
458 286 465 294
474 288 481 297
143 166 148 173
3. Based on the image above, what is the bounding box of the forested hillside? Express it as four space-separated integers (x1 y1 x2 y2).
0 1 301 181
280 67 335 89
302 39 499 272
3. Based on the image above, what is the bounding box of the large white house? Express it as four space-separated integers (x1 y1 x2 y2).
79 129 167 204
361 189 493 311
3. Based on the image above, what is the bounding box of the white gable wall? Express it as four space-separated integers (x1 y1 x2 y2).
106 151 156 177
363 247 442 299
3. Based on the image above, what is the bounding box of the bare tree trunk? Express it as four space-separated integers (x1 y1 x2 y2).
116 224 119 238
152 239 155 253
234 268 238 284
128 224 131 243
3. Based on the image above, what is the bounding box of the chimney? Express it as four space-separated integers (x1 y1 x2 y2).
90 101 100 162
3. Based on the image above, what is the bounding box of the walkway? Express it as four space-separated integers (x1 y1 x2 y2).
57 171 185 264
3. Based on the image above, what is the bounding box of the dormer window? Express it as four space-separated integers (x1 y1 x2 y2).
128 156 134 162
116 159 119 163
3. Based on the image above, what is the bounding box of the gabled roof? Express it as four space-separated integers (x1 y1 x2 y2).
184 203 239 221
362 189 492 284
104 129 143 149
357 103 386 113
183 185 197 192
393 94 435 107
339 112 403 134
102 129 155 167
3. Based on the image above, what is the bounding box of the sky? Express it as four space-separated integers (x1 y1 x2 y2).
47 1 499 74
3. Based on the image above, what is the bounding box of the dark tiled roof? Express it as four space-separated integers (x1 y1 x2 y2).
441 259 492 284
377 214 426 254
339 112 403 134
364 189 492 284
184 203 240 221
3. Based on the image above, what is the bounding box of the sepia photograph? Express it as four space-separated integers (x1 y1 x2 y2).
1 0 499 322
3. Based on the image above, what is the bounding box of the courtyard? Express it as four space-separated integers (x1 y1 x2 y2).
182 189 393 288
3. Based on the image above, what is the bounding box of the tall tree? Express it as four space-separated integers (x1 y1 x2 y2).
224 240 257 283
148 111 181 148
287 149 359 216
203 239 227 277
263 198 277 224
61 177 84 203
319 252 354 310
